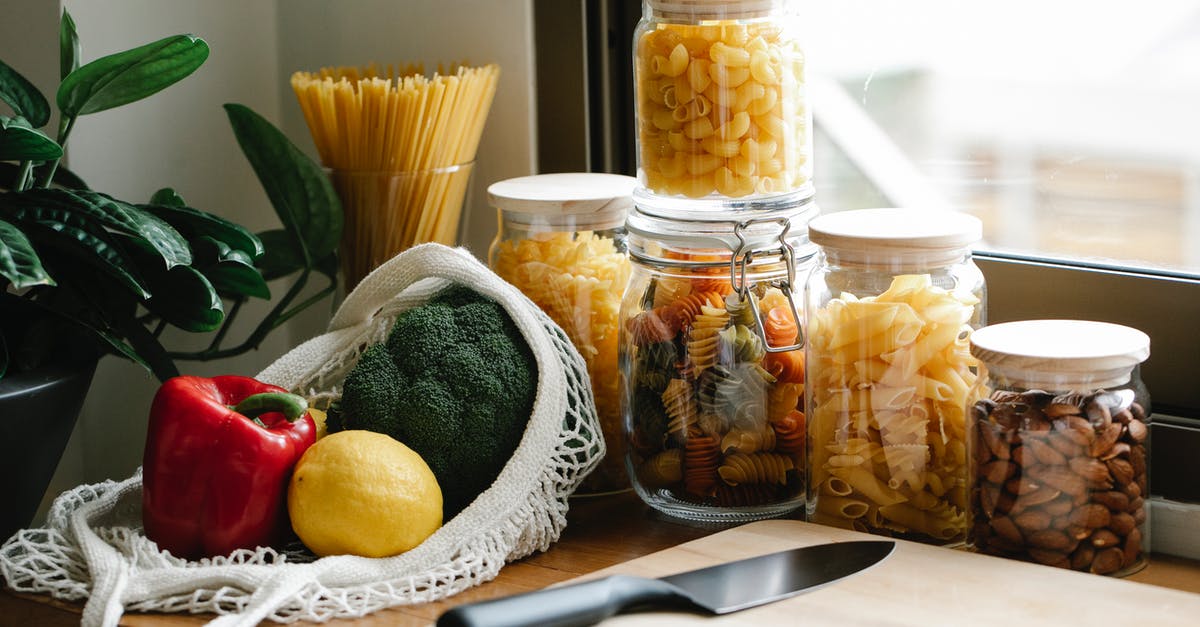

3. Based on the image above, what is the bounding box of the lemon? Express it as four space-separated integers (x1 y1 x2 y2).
288 430 442 557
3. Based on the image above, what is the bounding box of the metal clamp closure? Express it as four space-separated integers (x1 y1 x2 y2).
729 217 804 353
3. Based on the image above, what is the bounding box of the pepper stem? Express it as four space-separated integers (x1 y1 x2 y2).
231 392 309 425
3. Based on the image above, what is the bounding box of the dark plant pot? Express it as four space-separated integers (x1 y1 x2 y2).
0 356 97 542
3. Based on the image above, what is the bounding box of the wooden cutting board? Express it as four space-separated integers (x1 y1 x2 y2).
566 519 1200 626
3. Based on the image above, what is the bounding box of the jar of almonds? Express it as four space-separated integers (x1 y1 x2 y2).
968 320 1151 576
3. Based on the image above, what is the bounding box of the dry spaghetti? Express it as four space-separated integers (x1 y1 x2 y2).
292 64 500 286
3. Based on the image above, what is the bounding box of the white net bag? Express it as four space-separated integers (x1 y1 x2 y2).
0 244 605 626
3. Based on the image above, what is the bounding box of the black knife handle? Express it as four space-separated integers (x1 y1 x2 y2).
436 575 691 627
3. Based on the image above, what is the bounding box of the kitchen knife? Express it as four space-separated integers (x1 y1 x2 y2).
437 540 895 627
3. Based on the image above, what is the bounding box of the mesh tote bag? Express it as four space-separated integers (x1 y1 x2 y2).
0 244 604 626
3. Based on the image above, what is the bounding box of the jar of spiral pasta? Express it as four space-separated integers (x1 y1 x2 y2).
968 320 1151 576
488 173 638 494
804 208 985 545
632 0 811 215
621 199 818 522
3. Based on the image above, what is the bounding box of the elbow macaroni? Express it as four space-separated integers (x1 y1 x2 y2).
635 19 809 198
808 274 981 544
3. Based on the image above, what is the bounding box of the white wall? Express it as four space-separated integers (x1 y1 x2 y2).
1 0 538 518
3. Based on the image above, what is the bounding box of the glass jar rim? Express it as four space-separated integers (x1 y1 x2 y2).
970 319 1150 389
645 0 791 20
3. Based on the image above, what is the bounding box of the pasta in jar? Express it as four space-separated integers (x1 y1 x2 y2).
805 209 985 545
621 217 821 522
487 173 637 493
633 1 811 203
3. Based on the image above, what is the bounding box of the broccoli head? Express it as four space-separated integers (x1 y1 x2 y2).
327 284 538 518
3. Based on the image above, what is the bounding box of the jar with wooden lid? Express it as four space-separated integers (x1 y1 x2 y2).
968 320 1151 576
488 173 638 494
632 0 811 215
621 200 817 522
804 208 986 545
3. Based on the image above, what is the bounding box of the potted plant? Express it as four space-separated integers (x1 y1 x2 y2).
0 11 342 540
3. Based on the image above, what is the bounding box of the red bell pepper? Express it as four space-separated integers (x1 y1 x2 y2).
142 375 316 559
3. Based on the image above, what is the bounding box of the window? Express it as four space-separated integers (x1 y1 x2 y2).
539 0 1200 507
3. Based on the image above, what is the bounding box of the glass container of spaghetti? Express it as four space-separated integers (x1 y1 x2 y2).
632 0 811 216
968 320 1151 576
804 208 985 545
621 199 817 522
488 173 638 494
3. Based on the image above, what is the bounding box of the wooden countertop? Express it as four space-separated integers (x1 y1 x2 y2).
3 491 1199 626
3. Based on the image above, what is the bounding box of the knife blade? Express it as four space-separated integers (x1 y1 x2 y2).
436 540 895 627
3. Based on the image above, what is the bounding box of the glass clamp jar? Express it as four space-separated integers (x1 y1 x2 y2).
621 200 817 522
968 320 1151 576
805 208 985 545
487 173 638 494
632 0 812 215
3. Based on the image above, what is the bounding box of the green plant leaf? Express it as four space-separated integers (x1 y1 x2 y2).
192 235 270 299
0 162 90 190
148 187 185 207
57 34 209 117
0 217 53 288
60 9 80 81
119 233 223 332
24 218 150 298
0 116 63 161
5 189 191 268
253 228 305 280
0 59 51 128
224 104 342 262
140 197 264 259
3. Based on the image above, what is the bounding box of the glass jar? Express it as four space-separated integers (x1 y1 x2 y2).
968 320 1151 576
488 173 638 494
621 200 818 522
805 208 985 545
632 0 811 215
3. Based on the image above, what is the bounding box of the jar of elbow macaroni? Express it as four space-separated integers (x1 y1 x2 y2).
804 208 985 545
621 198 818 522
488 173 638 494
968 320 1151 576
632 0 811 215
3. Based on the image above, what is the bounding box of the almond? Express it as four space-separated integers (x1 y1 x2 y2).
1092 547 1124 575
1026 438 1066 466
1106 458 1134 487
1018 486 1061 507
1109 511 1137 536
1066 525 1092 541
982 460 1017 485
1126 419 1148 443
1100 442 1131 461
1031 466 1087 497
990 516 1024 544
1068 503 1111 529
1128 496 1145 515
1028 548 1070 568
1045 403 1082 418
1071 544 1096 571
1069 457 1113 489
1130 402 1147 422
1089 421 1123 457
1092 491 1130 512
1028 529 1071 550
979 482 1002 515
1010 445 1029 468
1091 528 1121 548
1043 495 1074 517
1123 481 1141 500
1114 408 1134 425
1129 445 1147 477
1123 527 1143 567
1006 477 1041 496
1085 401 1113 429
1061 416 1096 446
1014 509 1052 532
981 425 1011 460
1134 506 1147 525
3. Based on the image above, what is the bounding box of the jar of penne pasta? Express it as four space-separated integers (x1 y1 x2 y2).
632 0 811 214
968 320 1151 576
804 208 985 545
488 173 638 494
621 199 818 522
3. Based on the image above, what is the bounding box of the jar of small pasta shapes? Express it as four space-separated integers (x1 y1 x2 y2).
621 200 817 522
805 208 985 545
488 173 638 494
968 320 1151 576
633 0 811 213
